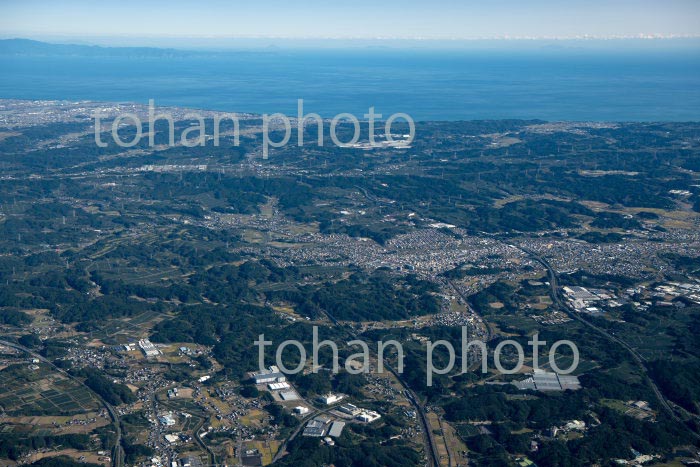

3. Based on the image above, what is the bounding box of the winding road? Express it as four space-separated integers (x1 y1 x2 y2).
269 308 442 467
517 247 700 440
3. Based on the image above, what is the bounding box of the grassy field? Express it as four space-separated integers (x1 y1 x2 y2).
246 440 281 466
85 309 166 344
240 409 266 428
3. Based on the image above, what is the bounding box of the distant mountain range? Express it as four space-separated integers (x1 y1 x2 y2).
4 36 700 56
0 38 198 58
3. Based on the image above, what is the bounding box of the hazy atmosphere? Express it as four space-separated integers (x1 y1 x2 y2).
1 2 700 467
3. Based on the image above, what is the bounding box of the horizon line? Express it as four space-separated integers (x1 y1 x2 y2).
3 33 700 42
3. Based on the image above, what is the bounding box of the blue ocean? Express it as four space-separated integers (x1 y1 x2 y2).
1 46 699 121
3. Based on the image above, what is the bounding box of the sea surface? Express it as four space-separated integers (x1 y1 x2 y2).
1 47 699 121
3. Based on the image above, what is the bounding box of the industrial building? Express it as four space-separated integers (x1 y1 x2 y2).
280 391 299 401
338 403 361 416
139 339 160 357
302 417 330 437
268 381 290 391
159 413 177 426
562 286 619 313
251 366 286 384
357 410 381 423
328 421 346 437
513 370 581 392
558 374 582 391
318 393 343 405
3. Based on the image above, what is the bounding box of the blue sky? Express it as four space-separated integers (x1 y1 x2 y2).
1 0 699 41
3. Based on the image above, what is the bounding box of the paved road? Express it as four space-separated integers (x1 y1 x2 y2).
351 183 448 466
279 310 442 467
517 248 700 440
392 369 441 467
0 339 125 467
271 406 335 464
194 418 217 466
446 278 492 342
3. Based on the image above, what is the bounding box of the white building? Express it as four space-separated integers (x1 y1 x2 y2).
328 421 346 437
357 410 381 423
280 391 299 401
139 339 160 357
252 366 286 384
318 393 343 405
159 413 176 426
268 382 290 391
338 404 360 416
565 420 586 431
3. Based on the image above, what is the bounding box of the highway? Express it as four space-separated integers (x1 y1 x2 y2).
517 247 700 441
268 308 441 467
0 339 125 467
445 278 492 343
271 406 335 464
315 310 442 467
